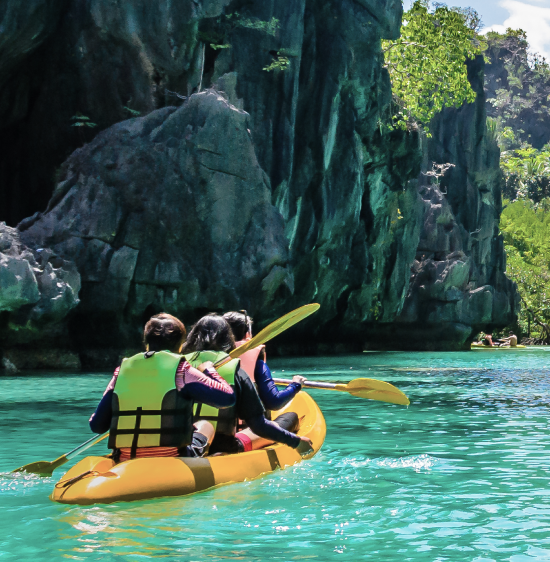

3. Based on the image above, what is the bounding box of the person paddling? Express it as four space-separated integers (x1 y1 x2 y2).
499 331 518 347
182 314 313 456
89 313 235 461
481 333 494 346
223 310 305 411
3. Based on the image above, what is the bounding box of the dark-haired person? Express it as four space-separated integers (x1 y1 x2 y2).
499 331 518 347
481 333 494 346
182 314 313 456
223 310 305 411
89 313 235 461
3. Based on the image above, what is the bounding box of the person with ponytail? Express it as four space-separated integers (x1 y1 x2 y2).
182 314 313 456
223 310 305 411
89 313 235 461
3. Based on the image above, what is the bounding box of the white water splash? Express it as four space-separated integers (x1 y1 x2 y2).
374 453 437 472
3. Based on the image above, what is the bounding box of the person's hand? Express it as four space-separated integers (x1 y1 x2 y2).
198 361 215 373
292 375 306 388
296 436 314 457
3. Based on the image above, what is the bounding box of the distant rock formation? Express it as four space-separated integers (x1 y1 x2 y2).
484 32 550 150
0 0 518 368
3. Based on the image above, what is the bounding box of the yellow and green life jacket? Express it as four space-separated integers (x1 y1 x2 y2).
185 350 240 436
108 351 193 457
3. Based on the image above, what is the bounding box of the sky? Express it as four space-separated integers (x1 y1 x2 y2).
404 0 550 61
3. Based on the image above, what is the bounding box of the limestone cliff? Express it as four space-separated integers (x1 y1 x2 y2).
369 57 520 350
0 0 518 367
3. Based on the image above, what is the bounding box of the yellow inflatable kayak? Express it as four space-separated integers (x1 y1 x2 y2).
471 343 526 350
50 391 326 505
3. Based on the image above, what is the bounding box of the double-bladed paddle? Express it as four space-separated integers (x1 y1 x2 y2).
13 303 321 476
273 377 410 406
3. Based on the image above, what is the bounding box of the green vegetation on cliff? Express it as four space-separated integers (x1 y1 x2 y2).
501 200 550 341
383 1 484 133
485 29 550 150
499 140 550 202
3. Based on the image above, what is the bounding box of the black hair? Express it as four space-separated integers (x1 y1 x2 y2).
223 311 253 342
143 313 186 353
181 314 235 353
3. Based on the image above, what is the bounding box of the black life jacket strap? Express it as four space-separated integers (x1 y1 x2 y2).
130 406 142 459
113 428 189 435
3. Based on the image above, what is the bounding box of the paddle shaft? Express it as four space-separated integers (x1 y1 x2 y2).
273 377 410 406
273 378 344 391
12 432 110 475
64 432 109 461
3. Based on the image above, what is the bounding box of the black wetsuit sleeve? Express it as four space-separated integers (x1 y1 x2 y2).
234 367 266 420
247 415 301 449
254 360 301 411
89 389 113 433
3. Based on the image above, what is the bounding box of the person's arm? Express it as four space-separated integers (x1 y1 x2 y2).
180 360 235 408
246 414 301 448
89 368 119 433
254 360 302 411
235 367 304 449
89 389 113 433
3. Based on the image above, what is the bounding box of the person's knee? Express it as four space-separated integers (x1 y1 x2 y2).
273 412 299 433
194 420 215 444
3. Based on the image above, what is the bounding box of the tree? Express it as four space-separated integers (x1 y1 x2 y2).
500 199 550 341
500 139 550 202
382 1 485 134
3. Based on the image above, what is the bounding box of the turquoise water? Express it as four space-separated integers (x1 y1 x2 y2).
3 349 550 561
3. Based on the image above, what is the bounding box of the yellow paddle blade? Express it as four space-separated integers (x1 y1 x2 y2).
12 459 61 476
344 378 410 406
229 304 320 359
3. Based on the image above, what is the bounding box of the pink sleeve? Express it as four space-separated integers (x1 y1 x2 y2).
181 360 232 393
175 360 188 391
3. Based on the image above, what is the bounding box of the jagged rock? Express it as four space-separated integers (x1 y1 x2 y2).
365 56 519 349
3 348 81 371
1 357 18 374
0 223 80 359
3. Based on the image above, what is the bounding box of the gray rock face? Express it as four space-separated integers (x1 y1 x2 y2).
0 0 518 365
20 91 289 354
363 57 519 349
0 222 80 367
